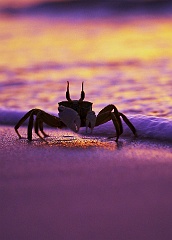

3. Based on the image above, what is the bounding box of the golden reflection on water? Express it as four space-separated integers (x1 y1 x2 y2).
0 15 172 118
1 16 172 67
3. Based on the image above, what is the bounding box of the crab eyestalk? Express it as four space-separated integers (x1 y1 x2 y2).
79 81 85 102
66 81 72 101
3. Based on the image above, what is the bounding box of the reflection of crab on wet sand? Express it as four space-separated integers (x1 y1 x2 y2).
15 81 137 142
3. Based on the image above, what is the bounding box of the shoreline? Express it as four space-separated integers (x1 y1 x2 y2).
1 126 172 240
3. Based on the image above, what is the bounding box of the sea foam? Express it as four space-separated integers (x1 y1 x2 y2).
0 108 171 143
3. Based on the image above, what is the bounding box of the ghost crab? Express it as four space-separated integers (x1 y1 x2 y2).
14 81 136 142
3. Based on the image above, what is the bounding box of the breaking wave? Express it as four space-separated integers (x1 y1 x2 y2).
0 108 171 143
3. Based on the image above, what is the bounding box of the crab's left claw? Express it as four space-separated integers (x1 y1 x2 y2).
58 106 81 132
86 111 96 133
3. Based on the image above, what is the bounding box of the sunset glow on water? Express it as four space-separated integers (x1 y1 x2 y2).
1 4 172 239
0 14 172 119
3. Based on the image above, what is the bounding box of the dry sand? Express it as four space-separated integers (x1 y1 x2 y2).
1 126 172 240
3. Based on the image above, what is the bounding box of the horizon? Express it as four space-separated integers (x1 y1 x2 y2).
0 0 69 8
1 0 172 8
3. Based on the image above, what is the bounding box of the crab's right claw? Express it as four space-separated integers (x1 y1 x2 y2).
86 111 96 133
58 106 81 132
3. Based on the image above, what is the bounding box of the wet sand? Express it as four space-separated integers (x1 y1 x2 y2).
1 126 172 240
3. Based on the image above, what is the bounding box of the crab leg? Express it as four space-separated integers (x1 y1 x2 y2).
94 104 136 142
15 109 62 141
14 109 39 139
28 110 53 141
110 112 121 142
95 111 111 126
95 111 121 142
28 110 49 141
66 81 72 102
34 117 46 141
34 111 63 140
39 121 49 138
119 112 137 136
28 111 34 141
96 104 123 134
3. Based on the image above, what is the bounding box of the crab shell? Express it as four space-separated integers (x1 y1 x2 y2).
58 100 93 127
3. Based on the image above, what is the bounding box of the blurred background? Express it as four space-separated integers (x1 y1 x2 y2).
0 0 172 118
1 0 172 12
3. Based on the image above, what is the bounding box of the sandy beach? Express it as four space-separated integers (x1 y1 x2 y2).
0 125 172 240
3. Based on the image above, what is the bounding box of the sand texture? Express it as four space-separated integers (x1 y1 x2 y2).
1 126 172 240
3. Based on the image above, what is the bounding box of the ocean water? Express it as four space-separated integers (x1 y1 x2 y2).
0 7 172 143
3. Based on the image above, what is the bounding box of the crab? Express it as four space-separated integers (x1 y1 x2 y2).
14 81 136 142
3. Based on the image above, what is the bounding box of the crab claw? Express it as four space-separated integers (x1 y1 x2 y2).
58 106 81 132
86 111 96 133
